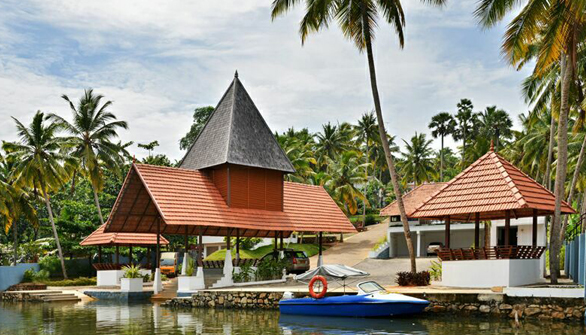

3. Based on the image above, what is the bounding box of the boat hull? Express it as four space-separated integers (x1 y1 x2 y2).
279 294 429 318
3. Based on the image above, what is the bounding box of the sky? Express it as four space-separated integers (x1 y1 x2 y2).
0 0 530 161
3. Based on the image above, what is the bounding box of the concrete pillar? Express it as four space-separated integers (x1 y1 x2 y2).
504 210 511 246
182 226 189 276
445 216 451 249
532 209 538 247
474 212 480 248
579 234 585 285
416 231 421 258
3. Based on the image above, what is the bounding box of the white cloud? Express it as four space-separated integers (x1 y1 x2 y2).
0 0 531 160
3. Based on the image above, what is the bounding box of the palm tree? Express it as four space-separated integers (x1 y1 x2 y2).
356 111 379 225
50 89 128 226
315 123 347 168
399 133 435 186
324 151 366 216
475 0 586 283
272 0 447 274
477 106 513 151
4 111 72 278
453 99 477 166
428 112 456 181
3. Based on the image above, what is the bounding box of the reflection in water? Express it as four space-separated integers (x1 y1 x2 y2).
0 301 585 335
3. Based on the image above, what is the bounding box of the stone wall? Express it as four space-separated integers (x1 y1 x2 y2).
166 291 585 322
419 293 585 321
166 291 285 309
0 291 45 302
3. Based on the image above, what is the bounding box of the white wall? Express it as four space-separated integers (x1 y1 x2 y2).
490 217 546 246
442 259 544 288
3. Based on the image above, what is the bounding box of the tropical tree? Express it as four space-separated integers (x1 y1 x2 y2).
477 106 513 151
50 89 128 227
429 112 456 181
324 151 366 216
315 123 348 168
4 111 72 278
138 140 159 158
272 0 448 274
475 0 586 283
399 133 435 186
356 112 379 223
179 106 215 150
453 99 477 166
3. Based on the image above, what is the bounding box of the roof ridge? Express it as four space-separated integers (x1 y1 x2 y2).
226 76 238 163
133 164 168 222
177 78 236 168
491 152 527 208
410 152 492 217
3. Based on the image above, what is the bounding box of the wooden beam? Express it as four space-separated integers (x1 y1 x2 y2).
445 216 451 249
505 210 511 246
532 209 538 248
318 232 323 256
156 217 161 268
474 212 480 248
279 231 284 250
115 245 120 265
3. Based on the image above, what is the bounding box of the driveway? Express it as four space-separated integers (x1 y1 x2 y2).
352 257 436 286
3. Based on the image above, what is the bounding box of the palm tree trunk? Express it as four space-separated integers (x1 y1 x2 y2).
92 186 105 226
560 132 586 242
544 109 556 190
550 54 572 284
42 188 67 279
13 221 17 266
440 135 444 181
363 143 369 226
362 4 416 273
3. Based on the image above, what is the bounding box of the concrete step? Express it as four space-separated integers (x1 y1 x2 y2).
43 296 81 302
26 290 63 296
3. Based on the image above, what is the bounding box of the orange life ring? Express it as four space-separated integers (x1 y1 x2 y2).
309 275 328 299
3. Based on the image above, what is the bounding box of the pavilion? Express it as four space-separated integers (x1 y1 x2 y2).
410 145 575 287
80 224 169 286
104 72 356 293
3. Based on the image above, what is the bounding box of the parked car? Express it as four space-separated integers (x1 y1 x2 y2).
260 249 310 274
427 242 444 256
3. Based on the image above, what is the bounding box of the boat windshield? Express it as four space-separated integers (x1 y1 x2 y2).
357 281 386 294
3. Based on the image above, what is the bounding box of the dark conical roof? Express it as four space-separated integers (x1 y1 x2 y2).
180 74 295 173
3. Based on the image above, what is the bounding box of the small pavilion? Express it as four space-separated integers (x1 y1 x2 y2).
410 145 575 288
104 73 356 293
80 224 169 286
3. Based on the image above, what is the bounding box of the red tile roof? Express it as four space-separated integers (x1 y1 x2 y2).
80 224 169 246
410 150 576 220
105 164 355 236
380 183 447 217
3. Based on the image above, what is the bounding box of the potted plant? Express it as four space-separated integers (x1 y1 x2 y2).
121 264 143 292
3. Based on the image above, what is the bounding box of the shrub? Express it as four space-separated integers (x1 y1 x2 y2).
396 271 431 286
42 277 96 287
233 263 254 283
185 256 195 276
429 260 442 281
39 256 61 277
22 268 35 283
255 258 287 281
365 214 377 226
123 264 142 279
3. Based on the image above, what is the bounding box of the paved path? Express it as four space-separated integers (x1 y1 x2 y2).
309 222 388 268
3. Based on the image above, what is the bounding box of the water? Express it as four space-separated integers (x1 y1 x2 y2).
0 301 584 335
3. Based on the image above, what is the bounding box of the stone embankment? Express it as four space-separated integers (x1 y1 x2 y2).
165 290 586 321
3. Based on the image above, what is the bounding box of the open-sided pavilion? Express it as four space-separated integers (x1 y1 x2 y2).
410 146 575 288
104 73 356 293
80 224 169 286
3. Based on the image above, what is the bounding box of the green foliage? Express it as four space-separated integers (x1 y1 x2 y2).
185 256 195 276
204 243 320 261
179 106 215 150
233 263 254 283
396 271 431 286
365 214 376 226
429 260 442 281
225 237 262 250
22 268 52 283
41 277 96 287
122 264 142 279
255 257 287 281
39 256 62 277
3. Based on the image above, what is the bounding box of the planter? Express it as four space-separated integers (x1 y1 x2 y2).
178 275 204 292
121 278 143 292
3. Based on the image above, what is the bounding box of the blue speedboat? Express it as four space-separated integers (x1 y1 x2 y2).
279 265 429 318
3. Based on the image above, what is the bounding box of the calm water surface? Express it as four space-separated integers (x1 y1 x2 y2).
0 301 584 335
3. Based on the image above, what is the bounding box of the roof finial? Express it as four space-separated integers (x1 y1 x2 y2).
132 155 137 164
234 70 239 78
490 139 495 152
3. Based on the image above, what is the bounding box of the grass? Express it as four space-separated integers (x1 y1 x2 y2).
204 243 322 261
40 277 97 287
371 236 387 251
349 214 384 224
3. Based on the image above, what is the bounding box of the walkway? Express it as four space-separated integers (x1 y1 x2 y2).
309 222 388 268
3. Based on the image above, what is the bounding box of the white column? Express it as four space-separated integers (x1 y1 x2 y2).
181 252 188 276
416 231 421 258
154 268 162 294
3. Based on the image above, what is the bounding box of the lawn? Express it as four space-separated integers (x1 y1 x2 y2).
204 243 321 261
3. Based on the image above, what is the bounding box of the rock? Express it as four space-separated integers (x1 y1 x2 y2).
551 312 565 320
241 297 247 304
464 305 478 311
525 307 541 317
479 305 490 313
218 297 224 304
499 304 513 310
432 306 446 313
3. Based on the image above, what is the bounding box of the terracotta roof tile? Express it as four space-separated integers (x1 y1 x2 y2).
105 164 355 236
80 224 169 246
380 183 447 217
410 151 576 220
